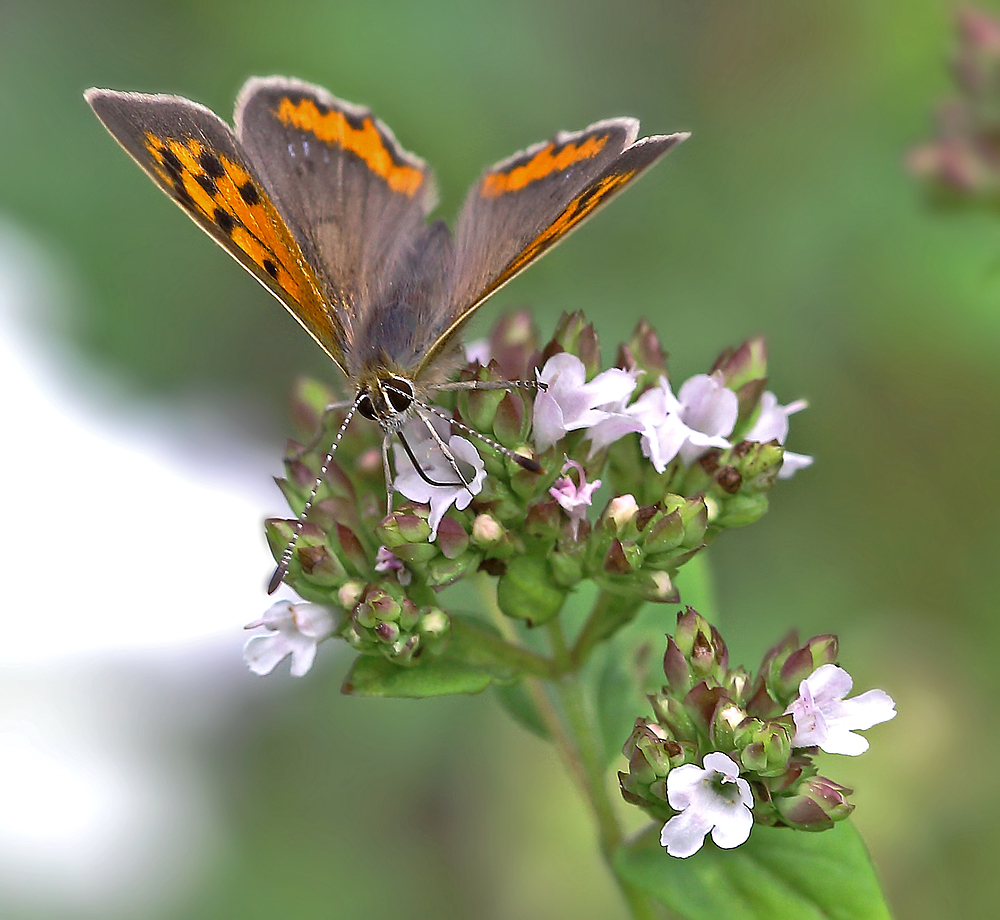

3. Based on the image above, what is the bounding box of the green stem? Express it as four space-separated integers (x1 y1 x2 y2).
546 621 660 920
568 591 643 670
448 616 557 679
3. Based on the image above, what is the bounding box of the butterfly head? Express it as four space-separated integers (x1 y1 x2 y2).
355 373 416 435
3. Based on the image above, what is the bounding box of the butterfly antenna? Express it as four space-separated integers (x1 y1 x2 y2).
267 401 359 594
415 398 542 474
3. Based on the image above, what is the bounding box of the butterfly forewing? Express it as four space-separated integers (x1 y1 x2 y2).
234 78 440 375
415 121 689 376
85 87 349 372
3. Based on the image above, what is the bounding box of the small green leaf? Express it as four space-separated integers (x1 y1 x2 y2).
595 650 642 767
494 680 551 740
342 655 494 698
615 821 892 920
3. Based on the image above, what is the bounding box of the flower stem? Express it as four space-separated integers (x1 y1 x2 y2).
568 591 643 669
546 620 661 920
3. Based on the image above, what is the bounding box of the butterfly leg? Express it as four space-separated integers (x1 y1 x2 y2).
381 435 396 518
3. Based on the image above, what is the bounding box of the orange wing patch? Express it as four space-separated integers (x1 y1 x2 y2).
488 169 637 293
481 135 609 198
142 132 347 366
273 97 424 197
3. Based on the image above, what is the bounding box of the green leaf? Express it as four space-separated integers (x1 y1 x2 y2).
342 655 495 698
493 680 551 740
595 649 642 767
615 821 892 920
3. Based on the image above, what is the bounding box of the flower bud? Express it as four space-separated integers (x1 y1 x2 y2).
621 319 668 380
547 311 601 377
774 777 854 830
735 719 793 777
673 608 728 679
492 392 526 447
602 494 640 533
486 310 538 379
662 636 692 693
648 693 699 743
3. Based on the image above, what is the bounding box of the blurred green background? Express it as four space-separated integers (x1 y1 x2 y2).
1 0 996 917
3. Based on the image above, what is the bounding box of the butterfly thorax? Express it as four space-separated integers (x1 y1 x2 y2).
355 372 416 435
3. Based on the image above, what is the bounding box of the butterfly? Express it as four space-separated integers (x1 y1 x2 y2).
85 76 688 591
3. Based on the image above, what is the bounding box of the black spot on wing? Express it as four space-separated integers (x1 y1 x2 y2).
198 150 226 179
213 209 236 235
238 181 260 205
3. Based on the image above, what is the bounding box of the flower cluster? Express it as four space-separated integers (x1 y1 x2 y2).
908 7 1000 205
619 608 895 857
247 312 810 678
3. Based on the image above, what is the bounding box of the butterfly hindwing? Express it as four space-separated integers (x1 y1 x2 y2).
416 120 688 375
86 87 349 372
234 77 439 374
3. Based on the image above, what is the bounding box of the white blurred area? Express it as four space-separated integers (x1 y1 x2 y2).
0 221 294 916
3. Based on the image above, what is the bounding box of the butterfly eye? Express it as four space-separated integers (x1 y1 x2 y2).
357 393 377 420
386 378 414 413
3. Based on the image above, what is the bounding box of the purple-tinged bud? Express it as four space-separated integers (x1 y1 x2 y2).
603 538 640 575
486 311 538 379
648 694 699 742
334 523 368 572
398 598 420 631
525 500 565 540
662 636 693 693
637 571 679 604
296 543 347 585
711 336 768 393
544 311 601 377
623 319 668 380
623 720 676 783
774 777 854 831
684 682 731 733
377 510 433 550
674 608 728 678
375 621 400 644
436 516 470 560
725 666 751 703
773 634 839 703
492 392 526 448
355 585 401 627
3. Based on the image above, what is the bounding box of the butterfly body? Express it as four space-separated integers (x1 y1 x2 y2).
86 77 688 588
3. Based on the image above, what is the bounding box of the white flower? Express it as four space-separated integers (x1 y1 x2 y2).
612 373 738 473
745 392 813 479
549 459 601 538
660 752 754 858
243 600 336 677
392 417 485 540
532 353 638 452
786 664 896 755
